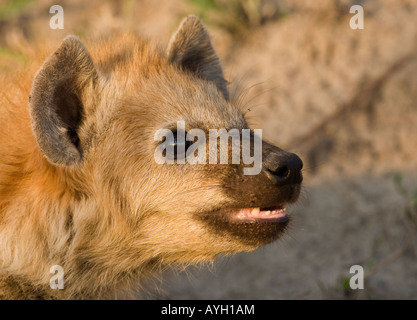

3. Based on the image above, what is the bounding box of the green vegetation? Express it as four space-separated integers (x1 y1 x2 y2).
0 46 27 61
394 172 417 229
0 0 33 20
340 275 351 296
0 46 27 72
188 0 287 38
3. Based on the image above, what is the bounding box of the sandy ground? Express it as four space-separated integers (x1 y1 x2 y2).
1 0 416 299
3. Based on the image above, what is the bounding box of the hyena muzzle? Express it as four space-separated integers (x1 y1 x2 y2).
0 15 302 299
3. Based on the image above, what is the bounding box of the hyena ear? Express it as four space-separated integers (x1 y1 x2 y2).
167 15 229 100
29 35 98 166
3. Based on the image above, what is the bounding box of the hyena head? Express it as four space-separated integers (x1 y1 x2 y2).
29 16 302 274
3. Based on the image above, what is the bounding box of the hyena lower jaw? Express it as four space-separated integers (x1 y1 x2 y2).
0 15 303 299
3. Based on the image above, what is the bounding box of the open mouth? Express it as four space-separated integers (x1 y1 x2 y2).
197 204 292 247
197 183 301 246
233 205 288 222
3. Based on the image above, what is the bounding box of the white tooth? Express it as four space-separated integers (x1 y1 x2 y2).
265 211 271 215
251 208 260 216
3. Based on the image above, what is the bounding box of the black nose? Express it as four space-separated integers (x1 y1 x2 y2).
263 151 303 185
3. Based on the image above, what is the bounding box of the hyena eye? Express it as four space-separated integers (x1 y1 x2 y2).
165 130 192 161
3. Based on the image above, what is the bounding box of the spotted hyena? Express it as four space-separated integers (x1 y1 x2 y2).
0 15 302 299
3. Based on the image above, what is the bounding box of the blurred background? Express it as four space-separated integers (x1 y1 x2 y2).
1 0 416 299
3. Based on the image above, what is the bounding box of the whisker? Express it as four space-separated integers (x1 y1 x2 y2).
229 66 260 102
172 184 224 198
156 184 225 206
240 85 280 114
235 82 272 112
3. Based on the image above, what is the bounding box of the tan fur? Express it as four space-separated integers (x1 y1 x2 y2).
0 16 302 299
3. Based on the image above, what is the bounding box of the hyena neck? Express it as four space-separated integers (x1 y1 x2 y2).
0 274 59 300
0 145 155 299
0 144 77 298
